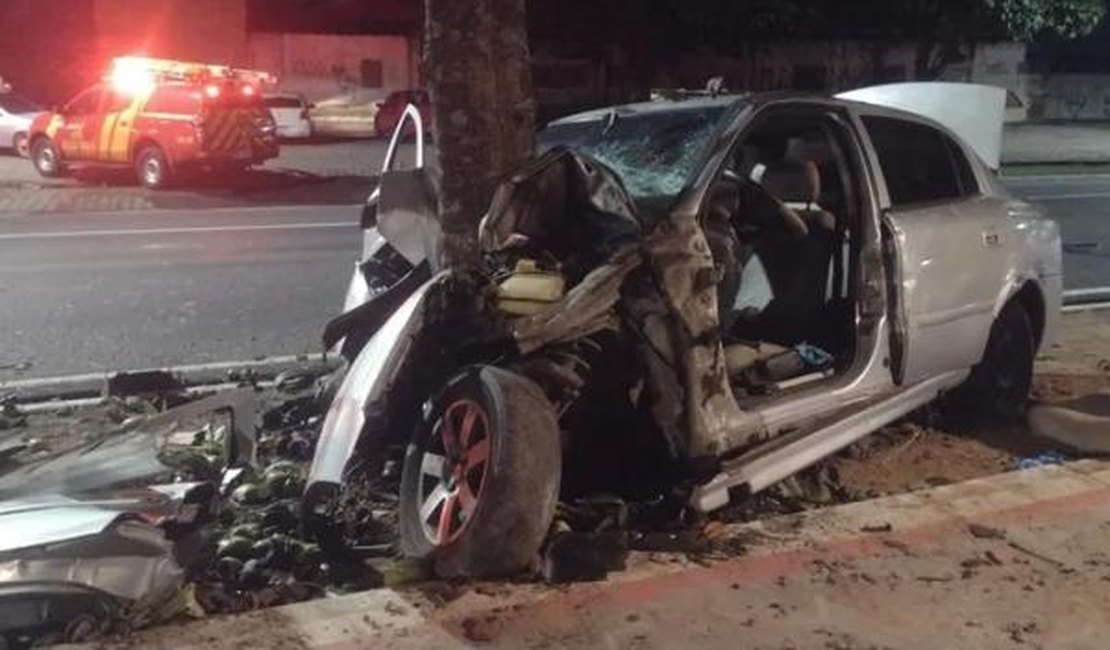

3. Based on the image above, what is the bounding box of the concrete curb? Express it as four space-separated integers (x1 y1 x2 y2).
0 353 341 404
118 459 1110 649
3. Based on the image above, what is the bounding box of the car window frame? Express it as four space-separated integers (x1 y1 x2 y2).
856 112 981 211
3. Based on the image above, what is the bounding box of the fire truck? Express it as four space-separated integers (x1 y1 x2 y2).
27 57 280 189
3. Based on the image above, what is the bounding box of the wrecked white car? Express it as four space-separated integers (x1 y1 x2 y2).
305 84 1062 577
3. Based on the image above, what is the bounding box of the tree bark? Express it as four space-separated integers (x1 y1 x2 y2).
424 0 537 270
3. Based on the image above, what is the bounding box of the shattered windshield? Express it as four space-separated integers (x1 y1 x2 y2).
538 104 730 208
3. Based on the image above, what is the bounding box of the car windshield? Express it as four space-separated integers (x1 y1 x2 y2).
0 93 40 114
538 104 730 208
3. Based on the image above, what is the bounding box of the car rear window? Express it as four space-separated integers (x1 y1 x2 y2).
265 96 303 109
145 86 202 115
0 94 40 114
862 115 979 207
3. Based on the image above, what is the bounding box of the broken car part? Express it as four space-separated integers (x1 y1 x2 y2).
0 388 259 499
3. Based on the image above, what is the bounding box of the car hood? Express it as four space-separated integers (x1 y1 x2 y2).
837 82 1007 170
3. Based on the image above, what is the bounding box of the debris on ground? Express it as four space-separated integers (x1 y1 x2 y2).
1027 392 1110 453
0 368 1101 644
968 523 1007 540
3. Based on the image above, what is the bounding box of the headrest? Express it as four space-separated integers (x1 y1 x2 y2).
759 160 821 204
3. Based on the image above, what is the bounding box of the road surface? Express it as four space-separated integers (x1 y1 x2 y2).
1006 174 1110 291
0 174 1108 381
0 206 360 380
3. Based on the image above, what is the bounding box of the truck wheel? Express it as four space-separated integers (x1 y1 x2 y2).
31 136 65 177
399 366 561 577
954 301 1035 423
136 145 171 189
13 132 29 158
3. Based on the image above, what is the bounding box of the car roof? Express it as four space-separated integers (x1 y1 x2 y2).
548 95 742 125
545 90 972 147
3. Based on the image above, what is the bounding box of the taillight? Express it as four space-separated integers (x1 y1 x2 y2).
204 84 220 99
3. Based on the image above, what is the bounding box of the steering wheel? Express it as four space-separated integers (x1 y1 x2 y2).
720 170 808 237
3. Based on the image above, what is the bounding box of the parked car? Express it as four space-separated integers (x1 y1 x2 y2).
28 56 279 189
304 84 1062 578
307 101 379 139
0 91 44 157
374 89 433 138
264 92 313 139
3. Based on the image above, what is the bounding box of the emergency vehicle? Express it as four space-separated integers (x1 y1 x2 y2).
28 57 280 189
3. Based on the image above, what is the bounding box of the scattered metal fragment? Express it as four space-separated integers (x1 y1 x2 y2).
105 370 182 398
968 523 1006 540
860 523 893 533
1007 541 1068 570
541 531 628 584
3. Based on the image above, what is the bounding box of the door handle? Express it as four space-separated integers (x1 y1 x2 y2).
982 229 1001 248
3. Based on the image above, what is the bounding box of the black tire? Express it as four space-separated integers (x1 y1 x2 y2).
399 366 561 577
13 132 29 158
135 145 171 189
954 301 1035 423
30 136 65 177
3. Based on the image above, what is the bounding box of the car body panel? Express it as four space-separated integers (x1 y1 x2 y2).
309 275 438 487
0 92 44 151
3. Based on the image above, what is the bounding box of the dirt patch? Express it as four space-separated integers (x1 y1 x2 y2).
833 424 1026 498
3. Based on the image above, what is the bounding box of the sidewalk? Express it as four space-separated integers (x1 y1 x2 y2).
1003 122 1110 165
119 459 1110 650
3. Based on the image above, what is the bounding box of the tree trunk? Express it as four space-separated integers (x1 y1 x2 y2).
424 0 536 270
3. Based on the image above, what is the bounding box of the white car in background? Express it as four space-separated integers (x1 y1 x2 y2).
0 92 44 157
263 93 313 139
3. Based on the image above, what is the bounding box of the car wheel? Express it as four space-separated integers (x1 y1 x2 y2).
30 136 65 177
955 301 1035 423
399 366 561 577
135 145 171 190
13 132 29 158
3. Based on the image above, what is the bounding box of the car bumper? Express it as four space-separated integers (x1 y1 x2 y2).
276 122 312 139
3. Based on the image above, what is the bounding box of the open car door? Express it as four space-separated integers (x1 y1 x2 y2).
327 104 440 360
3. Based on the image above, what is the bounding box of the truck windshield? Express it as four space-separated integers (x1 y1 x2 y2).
538 104 731 208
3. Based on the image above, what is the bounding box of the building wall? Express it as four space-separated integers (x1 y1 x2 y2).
248 33 417 104
0 0 97 103
93 0 248 66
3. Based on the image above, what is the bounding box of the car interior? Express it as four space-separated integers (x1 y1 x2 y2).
702 110 862 399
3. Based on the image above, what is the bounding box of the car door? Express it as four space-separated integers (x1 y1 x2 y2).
858 112 1011 385
55 87 103 161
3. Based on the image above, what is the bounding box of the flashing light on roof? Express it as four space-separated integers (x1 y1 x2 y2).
204 84 221 99
241 84 256 97
110 57 156 96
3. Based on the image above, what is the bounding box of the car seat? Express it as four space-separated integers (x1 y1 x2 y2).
733 160 838 348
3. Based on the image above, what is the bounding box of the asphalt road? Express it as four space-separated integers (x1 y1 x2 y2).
0 206 361 380
1005 174 1110 291
0 173 1108 381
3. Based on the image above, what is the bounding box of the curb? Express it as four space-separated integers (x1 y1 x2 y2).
118 459 1110 649
0 353 341 405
